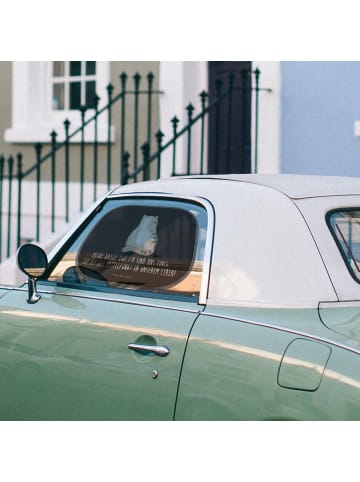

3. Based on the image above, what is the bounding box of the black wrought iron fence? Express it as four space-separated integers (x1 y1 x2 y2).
0 67 270 262
0 72 162 262
121 68 271 184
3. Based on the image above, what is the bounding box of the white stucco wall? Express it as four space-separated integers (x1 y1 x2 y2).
252 61 281 174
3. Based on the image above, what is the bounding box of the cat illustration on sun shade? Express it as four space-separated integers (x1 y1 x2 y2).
122 215 159 256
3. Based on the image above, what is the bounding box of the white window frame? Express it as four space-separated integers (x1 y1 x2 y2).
51 61 97 112
5 61 112 143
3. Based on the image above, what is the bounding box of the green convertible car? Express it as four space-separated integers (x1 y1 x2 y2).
1 173 360 420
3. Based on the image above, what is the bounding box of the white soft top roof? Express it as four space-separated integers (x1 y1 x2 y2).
170 174 360 199
112 174 360 199
110 173 360 306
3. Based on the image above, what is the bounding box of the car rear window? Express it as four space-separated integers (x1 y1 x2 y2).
47 197 208 300
327 209 360 282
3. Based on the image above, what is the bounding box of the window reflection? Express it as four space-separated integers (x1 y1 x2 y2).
52 83 64 110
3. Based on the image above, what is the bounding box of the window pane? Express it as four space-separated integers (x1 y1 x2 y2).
70 61 81 76
328 209 360 282
86 61 96 75
70 81 81 109
52 83 64 110
77 205 198 292
85 81 96 108
47 198 208 298
53 61 64 77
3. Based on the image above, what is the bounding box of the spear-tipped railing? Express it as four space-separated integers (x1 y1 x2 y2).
121 68 271 184
0 67 270 262
0 71 162 262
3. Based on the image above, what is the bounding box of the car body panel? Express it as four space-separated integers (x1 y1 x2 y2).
0 285 200 420
175 307 360 420
319 301 360 343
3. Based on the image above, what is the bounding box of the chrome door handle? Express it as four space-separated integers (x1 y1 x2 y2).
128 343 170 357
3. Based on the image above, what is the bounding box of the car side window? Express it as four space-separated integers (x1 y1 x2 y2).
327 208 360 283
47 197 208 300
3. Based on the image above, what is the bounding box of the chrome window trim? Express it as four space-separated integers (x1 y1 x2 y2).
48 192 215 306
11 286 203 315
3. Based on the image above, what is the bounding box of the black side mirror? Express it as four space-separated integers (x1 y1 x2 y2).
17 244 48 304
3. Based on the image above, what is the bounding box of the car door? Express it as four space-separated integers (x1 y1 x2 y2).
0 195 212 421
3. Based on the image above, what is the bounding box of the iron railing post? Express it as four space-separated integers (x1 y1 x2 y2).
64 118 70 223
141 142 150 181
50 130 57 232
79 105 87 212
186 103 194 175
171 117 179 176
16 153 23 249
120 72 127 183
106 83 114 190
93 94 100 201
253 67 260 174
133 73 141 182
155 130 164 179
147 72 154 149
34 143 42 242
6 155 14 258
199 91 208 175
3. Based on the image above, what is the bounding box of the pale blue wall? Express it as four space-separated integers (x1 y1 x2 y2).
281 62 360 176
